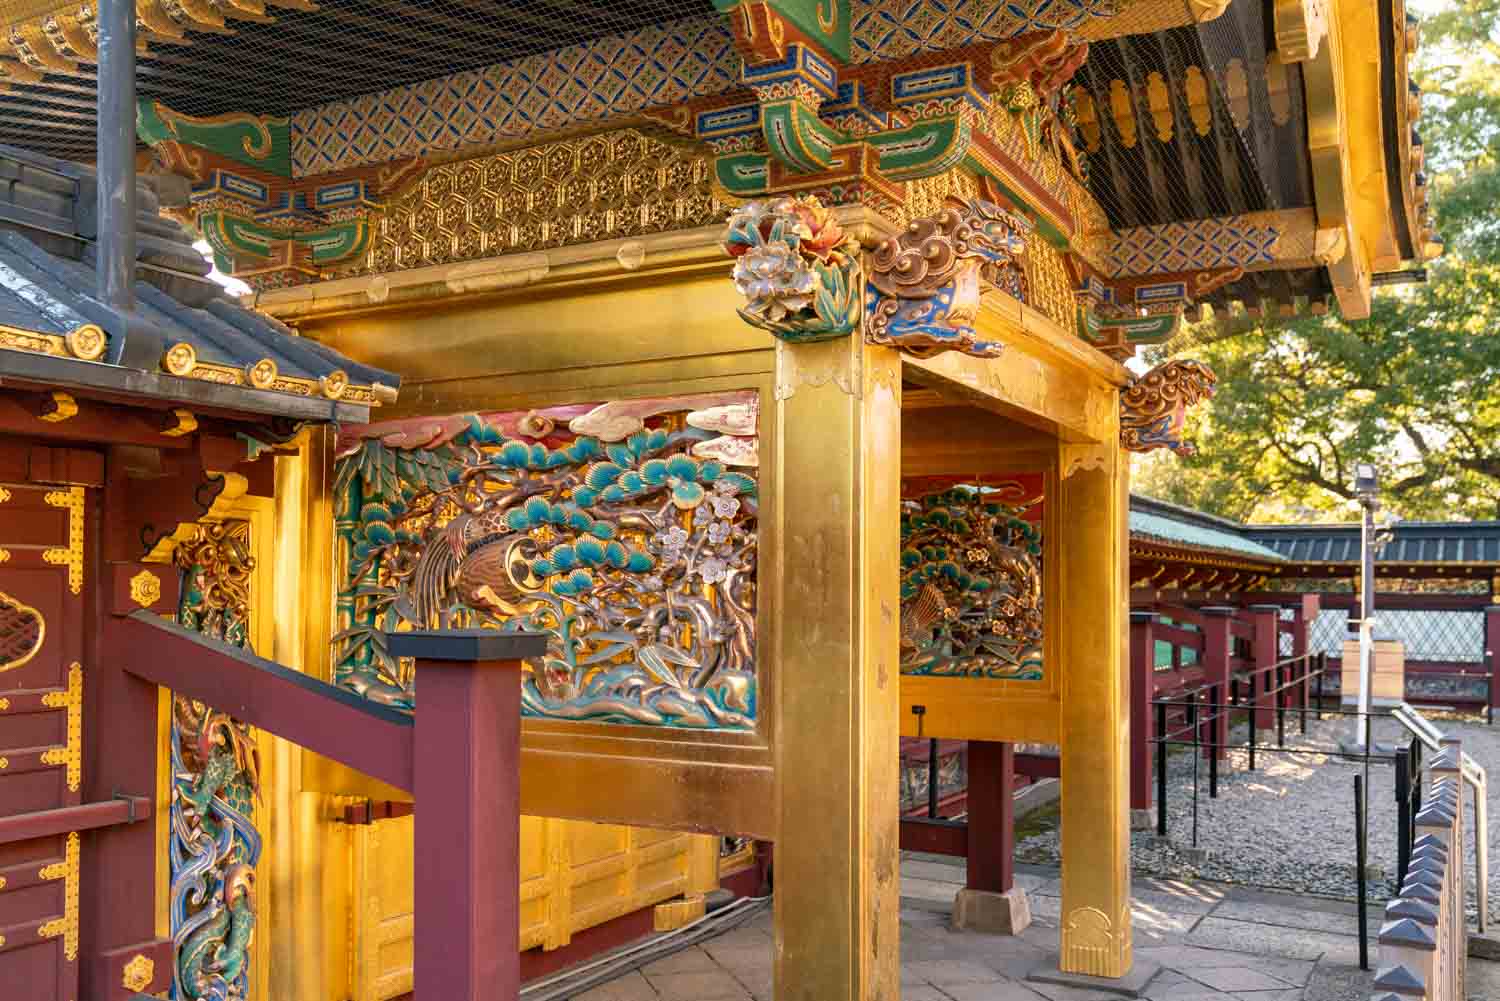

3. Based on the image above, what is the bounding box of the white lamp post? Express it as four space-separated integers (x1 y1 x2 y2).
1354 464 1378 749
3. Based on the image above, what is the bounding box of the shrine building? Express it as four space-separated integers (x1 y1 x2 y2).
0 1 1433 999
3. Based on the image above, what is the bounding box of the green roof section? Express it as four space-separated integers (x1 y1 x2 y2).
1129 497 1287 563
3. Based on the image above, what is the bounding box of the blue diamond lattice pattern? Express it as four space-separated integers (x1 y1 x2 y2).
291 15 739 176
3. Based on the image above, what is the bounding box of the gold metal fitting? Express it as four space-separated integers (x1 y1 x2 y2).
319 369 349 400
246 357 279 389
163 341 197 376
65 323 106 361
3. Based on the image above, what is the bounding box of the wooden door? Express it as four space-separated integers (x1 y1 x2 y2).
0 475 87 1001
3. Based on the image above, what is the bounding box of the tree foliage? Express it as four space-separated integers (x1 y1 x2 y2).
1135 0 1500 521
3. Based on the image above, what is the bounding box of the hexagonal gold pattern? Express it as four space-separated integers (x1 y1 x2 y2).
341 130 729 278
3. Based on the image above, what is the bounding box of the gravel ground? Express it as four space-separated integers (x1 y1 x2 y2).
1015 709 1500 923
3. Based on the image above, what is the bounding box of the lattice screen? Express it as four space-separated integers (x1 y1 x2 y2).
1308 607 1484 663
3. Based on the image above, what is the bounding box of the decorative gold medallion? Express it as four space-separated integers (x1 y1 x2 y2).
162 341 197 376
64 323 106 361
246 357 278 389
0 549 9 563
122 953 155 992
129 570 162 608
0 486 11 503
319 369 349 400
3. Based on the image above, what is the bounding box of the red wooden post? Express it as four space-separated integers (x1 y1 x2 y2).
1249 604 1281 729
953 740 1029 932
1200 606 1235 756
389 630 546 1001
966 740 1015 893
1129 611 1157 813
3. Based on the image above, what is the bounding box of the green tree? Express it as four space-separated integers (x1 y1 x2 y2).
1135 0 1500 522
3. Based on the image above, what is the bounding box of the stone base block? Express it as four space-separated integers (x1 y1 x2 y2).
1027 957 1163 997
953 887 1032 935
1129 809 1155 831
1470 932 1500 961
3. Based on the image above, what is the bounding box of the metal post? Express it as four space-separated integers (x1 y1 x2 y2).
1394 749 1410 885
1209 685 1219 799
1247 672 1257 772
1355 773 1369 971
1190 697 1200 849
1300 656 1309 734
1276 666 1286 748
97 0 137 311
927 738 940 819
1156 701 1168 837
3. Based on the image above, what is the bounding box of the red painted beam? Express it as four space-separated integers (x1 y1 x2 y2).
899 818 968 857
0 796 151 845
1014 753 1060 779
118 611 415 793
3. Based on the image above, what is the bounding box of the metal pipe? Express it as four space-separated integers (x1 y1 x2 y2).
927 738 940 819
1355 773 1369 970
96 0 137 311
1156 701 1168 836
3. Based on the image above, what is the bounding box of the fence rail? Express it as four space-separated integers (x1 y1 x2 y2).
1372 739 1470 1001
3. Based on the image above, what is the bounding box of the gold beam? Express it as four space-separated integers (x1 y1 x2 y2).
774 335 902 1001
901 296 1127 444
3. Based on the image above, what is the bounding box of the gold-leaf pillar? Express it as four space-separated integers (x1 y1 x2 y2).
269 426 351 1001
772 335 902 1001
1055 437 1133 978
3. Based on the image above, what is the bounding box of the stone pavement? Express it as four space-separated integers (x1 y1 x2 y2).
572 854 1500 1001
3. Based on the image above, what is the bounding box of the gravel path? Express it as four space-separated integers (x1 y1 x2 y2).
1015 709 1500 923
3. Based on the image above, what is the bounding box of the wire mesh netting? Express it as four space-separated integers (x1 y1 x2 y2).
0 0 719 160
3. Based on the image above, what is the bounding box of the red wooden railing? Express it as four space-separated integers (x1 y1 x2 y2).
111 612 544 1001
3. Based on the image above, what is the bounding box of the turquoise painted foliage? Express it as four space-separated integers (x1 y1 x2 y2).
334 405 761 730
899 488 1044 680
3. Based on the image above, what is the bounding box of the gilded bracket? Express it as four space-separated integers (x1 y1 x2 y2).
37 830 79 961
1273 0 1330 63
40 662 82 793
864 197 1029 358
1119 359 1218 456
42 487 84 594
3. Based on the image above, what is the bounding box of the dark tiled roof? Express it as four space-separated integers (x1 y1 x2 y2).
0 143 397 421
1248 521 1500 567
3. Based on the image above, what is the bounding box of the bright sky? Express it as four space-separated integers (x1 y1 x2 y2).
192 239 252 297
